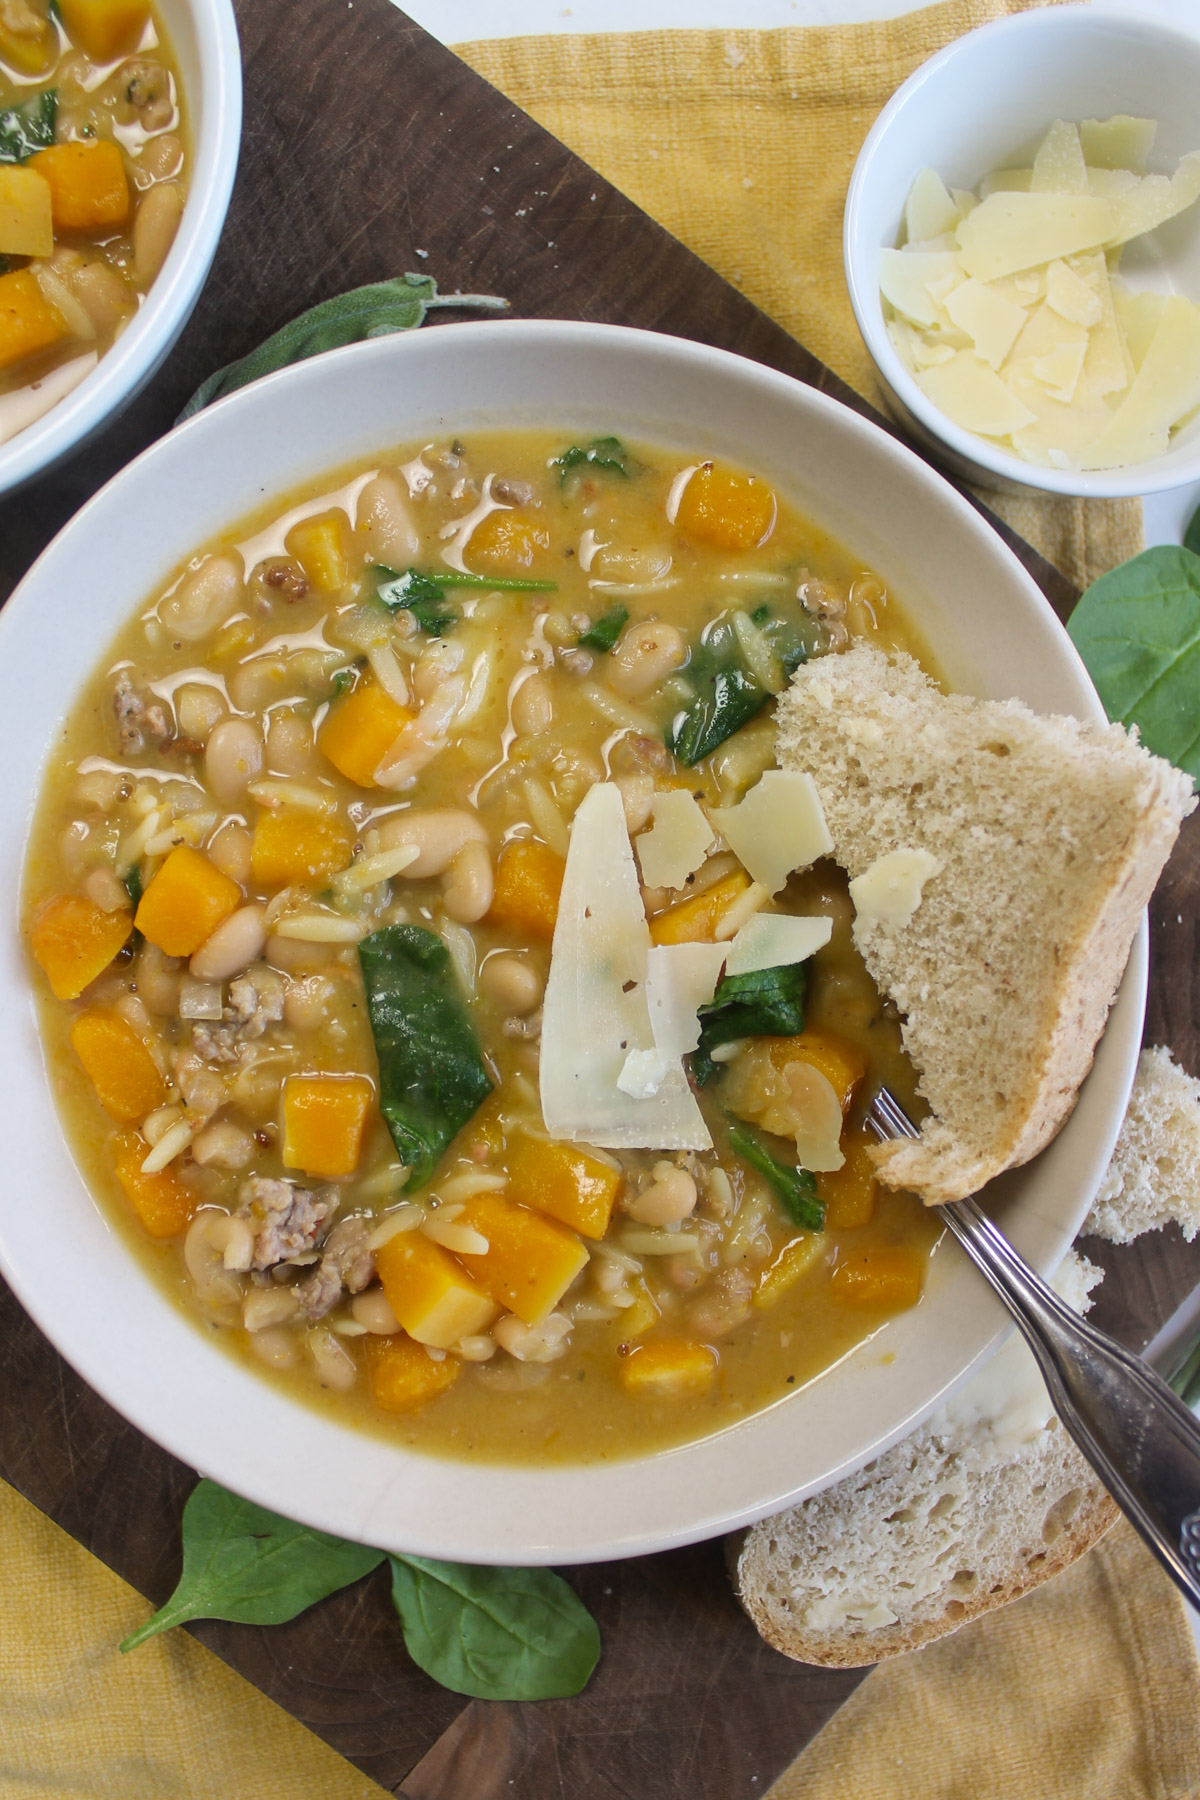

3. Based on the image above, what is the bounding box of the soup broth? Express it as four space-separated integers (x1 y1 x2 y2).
25 430 941 1464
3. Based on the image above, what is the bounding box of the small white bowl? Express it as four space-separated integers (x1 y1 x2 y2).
844 4 1200 498
0 322 1145 1562
0 0 242 497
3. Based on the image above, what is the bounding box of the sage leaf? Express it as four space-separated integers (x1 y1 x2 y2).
551 435 637 484
119 1479 385 1651
0 90 55 164
389 1554 600 1700
178 274 508 421
692 959 808 1086
1067 545 1200 777
727 1121 824 1232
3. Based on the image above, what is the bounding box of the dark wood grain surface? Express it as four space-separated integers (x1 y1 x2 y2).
1 2 1197 1794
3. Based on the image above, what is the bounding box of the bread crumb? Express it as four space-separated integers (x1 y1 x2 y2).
1086 1045 1200 1243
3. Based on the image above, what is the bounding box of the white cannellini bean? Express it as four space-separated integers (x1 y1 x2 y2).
243 1287 301 1331
480 954 543 1015
159 551 244 643
133 180 183 287
191 1119 256 1170
456 1334 497 1362
624 1164 698 1227
84 866 131 913
306 1327 358 1390
190 903 267 982
185 1210 253 1312
494 1312 572 1363
265 709 315 777
176 683 227 743
350 1288 402 1334
283 972 338 1031
607 621 688 697
441 839 493 924
511 670 554 736
614 773 656 836
207 821 252 887
205 718 263 804
249 1328 299 1369
356 472 420 565
374 807 487 878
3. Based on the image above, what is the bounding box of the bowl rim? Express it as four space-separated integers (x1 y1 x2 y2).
843 1 1200 500
0 0 243 498
1 319 1146 1562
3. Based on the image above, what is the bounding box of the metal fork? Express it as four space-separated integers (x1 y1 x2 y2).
868 1084 1200 1610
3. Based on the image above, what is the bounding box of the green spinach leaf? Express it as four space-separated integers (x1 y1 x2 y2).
177 275 508 421
389 1555 600 1701
692 959 808 1085
578 603 629 652
0 90 55 164
668 607 822 766
374 567 459 635
359 924 493 1190
551 435 637 484
1068 545 1200 777
727 1121 824 1232
122 866 143 909
119 1480 384 1651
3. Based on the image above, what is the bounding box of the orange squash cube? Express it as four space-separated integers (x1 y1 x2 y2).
281 1073 374 1178
618 1337 718 1397
112 1130 196 1238
766 1030 867 1115
367 1333 461 1413
675 462 776 551
57 0 149 61
29 141 129 232
319 676 412 788
134 845 241 957
508 1135 622 1240
375 1229 498 1349
466 510 550 573
0 267 67 373
29 892 131 999
830 1246 923 1311
0 4 56 73
0 166 53 259
454 1190 588 1324
613 1276 659 1341
648 870 750 946
754 1231 826 1310
250 811 354 888
488 840 565 940
818 1134 879 1229
286 511 351 592
70 1008 166 1122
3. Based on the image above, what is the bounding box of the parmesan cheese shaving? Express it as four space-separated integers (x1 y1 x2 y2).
723 912 833 976
634 789 715 890
714 769 833 894
849 848 941 935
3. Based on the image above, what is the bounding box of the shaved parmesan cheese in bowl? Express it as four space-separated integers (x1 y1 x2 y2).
844 5 1200 496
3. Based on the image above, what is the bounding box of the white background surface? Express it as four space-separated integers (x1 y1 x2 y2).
404 0 1200 1630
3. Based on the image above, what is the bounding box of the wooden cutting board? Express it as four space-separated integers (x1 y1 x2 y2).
1 3 1198 1794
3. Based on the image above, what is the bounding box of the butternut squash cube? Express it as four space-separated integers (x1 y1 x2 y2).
112 1130 196 1238
453 1190 588 1324
466 510 550 573
613 1276 659 1341
0 5 56 73
648 870 750 945
367 1333 461 1413
29 892 131 999
675 461 776 551
765 1030 866 1115
830 1246 923 1312
0 166 53 259
57 0 149 62
487 840 565 939
818 1134 879 1229
286 511 351 592
509 1135 622 1240
282 1073 374 1178
375 1229 497 1349
29 141 129 232
250 811 354 887
0 266 67 372
70 1008 166 1122
754 1231 826 1310
134 844 241 957
618 1337 718 1397
319 676 412 788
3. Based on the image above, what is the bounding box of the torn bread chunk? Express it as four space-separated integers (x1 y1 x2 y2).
1085 1045 1200 1243
775 644 1194 1203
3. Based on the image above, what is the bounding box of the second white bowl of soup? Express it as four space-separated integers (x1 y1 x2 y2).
5 321 1143 1562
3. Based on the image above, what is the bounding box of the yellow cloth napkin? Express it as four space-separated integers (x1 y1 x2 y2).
0 3 1183 1794
456 0 1144 590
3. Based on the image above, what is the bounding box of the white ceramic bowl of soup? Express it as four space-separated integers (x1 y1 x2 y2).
0 0 242 496
0 321 1144 1562
844 4 1200 497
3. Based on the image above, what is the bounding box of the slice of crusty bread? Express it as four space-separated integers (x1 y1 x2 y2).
776 644 1194 1203
1085 1045 1200 1243
731 1251 1115 1667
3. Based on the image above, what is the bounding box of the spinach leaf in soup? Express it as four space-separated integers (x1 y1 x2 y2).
119 1480 385 1651
668 605 822 766
389 1555 600 1701
691 960 808 1087
1068 545 1200 779
578 603 629 653
727 1122 824 1233
374 565 559 635
551 435 638 484
0 90 56 164
359 925 494 1191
